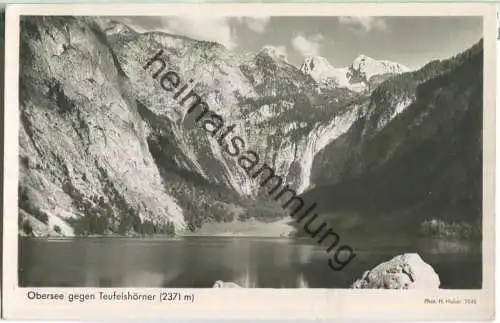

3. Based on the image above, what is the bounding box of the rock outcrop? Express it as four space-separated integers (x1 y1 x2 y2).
213 280 242 288
19 16 369 236
351 253 440 289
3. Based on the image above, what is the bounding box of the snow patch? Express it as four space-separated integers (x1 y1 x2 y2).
300 54 409 92
352 54 410 81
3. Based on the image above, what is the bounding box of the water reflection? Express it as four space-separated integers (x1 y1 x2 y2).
19 237 481 289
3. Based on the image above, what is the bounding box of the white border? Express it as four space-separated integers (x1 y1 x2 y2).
3 3 496 321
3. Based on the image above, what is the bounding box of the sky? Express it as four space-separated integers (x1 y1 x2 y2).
121 16 483 69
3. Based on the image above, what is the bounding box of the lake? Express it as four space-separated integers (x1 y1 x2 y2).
19 236 482 289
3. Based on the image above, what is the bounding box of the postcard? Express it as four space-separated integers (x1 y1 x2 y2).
2 2 496 321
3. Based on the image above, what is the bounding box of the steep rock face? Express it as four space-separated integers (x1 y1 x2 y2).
306 40 483 233
19 17 186 235
299 54 409 93
352 253 440 289
19 15 481 238
19 16 365 235
94 17 367 196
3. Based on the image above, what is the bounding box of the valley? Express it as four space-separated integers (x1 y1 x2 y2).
18 16 482 248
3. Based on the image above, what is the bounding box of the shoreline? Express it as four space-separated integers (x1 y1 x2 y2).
19 217 299 240
19 235 302 240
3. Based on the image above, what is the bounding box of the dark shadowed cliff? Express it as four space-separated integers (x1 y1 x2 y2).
18 16 483 240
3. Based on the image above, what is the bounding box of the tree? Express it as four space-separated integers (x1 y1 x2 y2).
22 220 33 235
164 222 175 236
32 209 49 224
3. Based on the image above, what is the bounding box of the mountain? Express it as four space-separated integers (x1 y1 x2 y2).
259 45 289 63
299 54 409 93
17 16 482 240
18 16 366 236
304 40 483 239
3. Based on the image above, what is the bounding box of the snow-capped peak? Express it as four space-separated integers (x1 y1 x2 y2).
299 54 410 92
299 55 347 85
351 54 410 81
300 56 334 75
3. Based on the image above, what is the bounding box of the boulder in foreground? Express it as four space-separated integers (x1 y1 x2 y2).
352 253 440 289
213 280 242 288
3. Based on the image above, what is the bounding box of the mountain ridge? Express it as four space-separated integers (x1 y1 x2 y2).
17 16 482 239
304 38 483 240
299 53 409 93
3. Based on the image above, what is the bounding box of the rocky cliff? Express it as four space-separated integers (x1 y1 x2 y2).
18 16 369 235
305 40 483 238
18 16 482 238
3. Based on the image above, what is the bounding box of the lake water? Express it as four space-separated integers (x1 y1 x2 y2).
19 237 482 289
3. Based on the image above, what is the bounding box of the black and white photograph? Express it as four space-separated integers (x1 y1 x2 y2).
14 11 489 291
2 2 496 321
